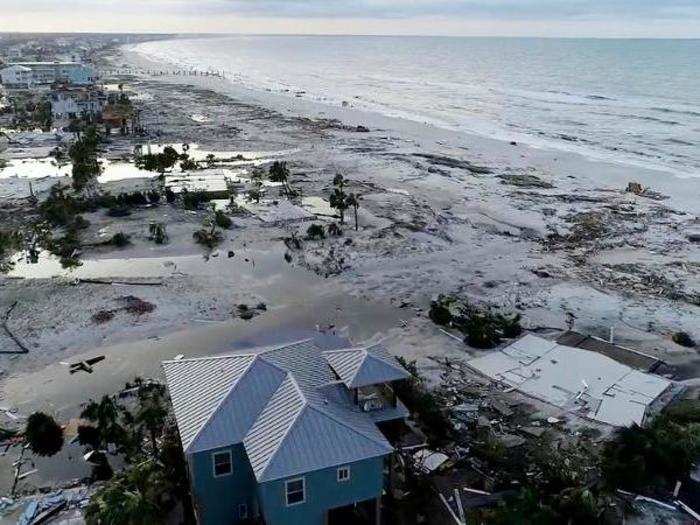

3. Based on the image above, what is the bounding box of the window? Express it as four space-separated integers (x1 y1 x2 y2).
212 451 232 477
285 477 306 506
337 466 351 482
238 503 248 519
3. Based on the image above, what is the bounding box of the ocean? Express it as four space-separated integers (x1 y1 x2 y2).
132 35 700 178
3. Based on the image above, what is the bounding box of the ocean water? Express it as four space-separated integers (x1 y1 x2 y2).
132 36 700 178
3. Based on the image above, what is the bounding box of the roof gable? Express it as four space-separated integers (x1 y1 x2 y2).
257 404 393 482
163 354 256 451
324 343 410 388
188 358 287 453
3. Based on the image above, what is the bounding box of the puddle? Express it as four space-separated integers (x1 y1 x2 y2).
0 143 299 184
301 196 335 217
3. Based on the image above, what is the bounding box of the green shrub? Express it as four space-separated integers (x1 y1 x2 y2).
214 210 232 229
111 233 131 247
673 331 696 348
182 190 209 210
306 224 325 240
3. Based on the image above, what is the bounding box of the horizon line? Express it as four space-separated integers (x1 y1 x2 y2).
1 31 700 41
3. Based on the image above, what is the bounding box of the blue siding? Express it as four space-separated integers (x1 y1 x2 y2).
256 456 385 525
189 444 257 525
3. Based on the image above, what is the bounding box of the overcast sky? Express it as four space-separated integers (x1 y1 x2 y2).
2 0 700 38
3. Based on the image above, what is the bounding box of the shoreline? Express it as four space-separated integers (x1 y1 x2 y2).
0 39 698 494
123 38 700 208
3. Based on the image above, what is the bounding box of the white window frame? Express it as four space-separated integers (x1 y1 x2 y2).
337 465 351 482
285 477 306 507
212 450 232 478
238 503 248 519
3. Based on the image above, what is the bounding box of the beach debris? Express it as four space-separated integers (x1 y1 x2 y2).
497 173 554 189
1 302 30 354
234 303 267 321
413 449 449 473
16 489 90 525
68 356 105 375
626 181 646 195
122 296 156 315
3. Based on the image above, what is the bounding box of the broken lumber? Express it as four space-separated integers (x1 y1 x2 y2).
77 278 163 286
1 302 29 354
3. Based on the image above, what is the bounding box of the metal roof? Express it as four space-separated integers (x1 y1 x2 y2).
467 334 672 427
163 354 256 451
323 343 411 388
163 338 402 482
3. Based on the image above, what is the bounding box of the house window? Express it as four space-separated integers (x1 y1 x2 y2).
285 477 306 506
238 503 248 519
337 466 351 482
212 451 232 477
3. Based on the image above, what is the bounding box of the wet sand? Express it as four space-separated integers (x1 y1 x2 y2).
0 43 698 494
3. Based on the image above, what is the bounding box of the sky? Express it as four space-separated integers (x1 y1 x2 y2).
2 0 700 38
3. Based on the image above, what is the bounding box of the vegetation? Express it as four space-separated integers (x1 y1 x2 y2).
69 126 102 192
329 173 349 224
428 295 522 349
149 223 168 245
306 223 326 240
110 232 131 247
269 161 290 183
0 230 22 258
25 412 64 457
81 379 194 525
247 187 262 204
214 210 232 229
394 357 452 446
346 193 360 231
327 223 343 237
181 190 210 210
602 414 700 492
137 146 181 174
672 331 696 348
193 210 224 248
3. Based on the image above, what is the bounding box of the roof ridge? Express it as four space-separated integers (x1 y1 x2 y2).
258 338 316 356
347 350 370 385
251 373 309 479
163 352 257 365
184 354 259 452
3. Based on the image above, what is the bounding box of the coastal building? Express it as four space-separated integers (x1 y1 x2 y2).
163 338 411 525
0 62 97 88
49 86 106 120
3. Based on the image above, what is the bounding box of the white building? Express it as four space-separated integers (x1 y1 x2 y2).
50 87 105 120
0 62 98 88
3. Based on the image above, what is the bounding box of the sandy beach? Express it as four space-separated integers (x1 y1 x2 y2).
0 41 699 495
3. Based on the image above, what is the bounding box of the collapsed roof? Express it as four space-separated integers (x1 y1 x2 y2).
467 334 672 427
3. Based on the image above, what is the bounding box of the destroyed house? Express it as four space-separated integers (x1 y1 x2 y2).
467 334 674 427
163 339 410 525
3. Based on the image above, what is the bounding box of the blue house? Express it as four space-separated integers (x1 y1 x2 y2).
163 339 411 525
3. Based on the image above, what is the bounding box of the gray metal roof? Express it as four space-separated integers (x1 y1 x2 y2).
323 343 411 388
163 354 256 451
163 339 402 482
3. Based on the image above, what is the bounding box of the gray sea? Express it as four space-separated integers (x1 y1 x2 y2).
133 36 700 178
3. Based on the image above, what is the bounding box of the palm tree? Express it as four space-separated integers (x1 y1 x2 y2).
345 193 360 231
329 173 348 224
85 462 163 525
135 383 168 457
